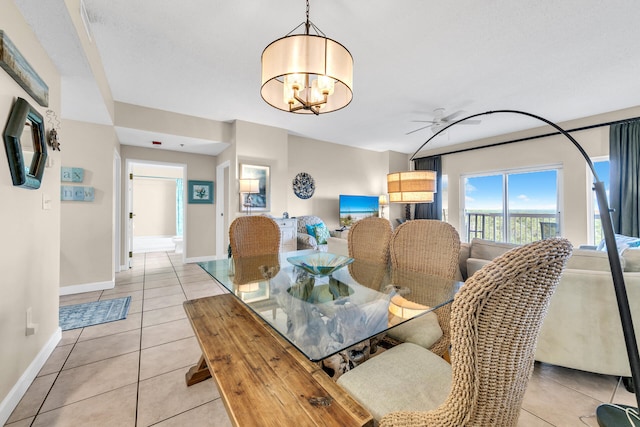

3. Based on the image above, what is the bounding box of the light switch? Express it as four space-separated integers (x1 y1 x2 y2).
42 193 52 210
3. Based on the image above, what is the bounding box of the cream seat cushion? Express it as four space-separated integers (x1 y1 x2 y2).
337 342 451 421
385 311 443 349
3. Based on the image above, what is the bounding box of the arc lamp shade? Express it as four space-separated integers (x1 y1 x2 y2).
387 170 437 203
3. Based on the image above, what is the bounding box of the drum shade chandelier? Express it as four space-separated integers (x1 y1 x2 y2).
260 0 353 115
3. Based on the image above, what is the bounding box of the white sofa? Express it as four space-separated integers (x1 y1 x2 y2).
327 236 348 255
460 238 640 378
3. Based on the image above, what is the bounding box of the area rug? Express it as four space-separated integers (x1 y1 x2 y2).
59 296 131 331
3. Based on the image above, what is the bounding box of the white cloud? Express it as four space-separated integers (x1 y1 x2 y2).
465 182 477 193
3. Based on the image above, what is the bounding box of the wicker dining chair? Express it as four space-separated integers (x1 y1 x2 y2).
386 220 461 356
319 217 393 380
229 216 280 258
337 238 573 426
229 216 281 284
348 217 393 263
347 217 393 288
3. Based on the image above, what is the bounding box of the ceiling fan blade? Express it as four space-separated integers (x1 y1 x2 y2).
431 124 447 134
457 119 482 125
410 120 437 123
405 125 432 135
442 110 465 122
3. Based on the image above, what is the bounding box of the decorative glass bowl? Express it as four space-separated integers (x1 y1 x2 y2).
287 253 354 277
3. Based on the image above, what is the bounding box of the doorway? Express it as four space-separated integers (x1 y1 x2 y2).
126 160 187 265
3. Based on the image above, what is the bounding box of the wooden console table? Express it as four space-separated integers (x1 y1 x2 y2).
184 294 374 427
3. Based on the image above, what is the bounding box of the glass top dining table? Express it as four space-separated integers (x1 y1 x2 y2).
197 250 463 362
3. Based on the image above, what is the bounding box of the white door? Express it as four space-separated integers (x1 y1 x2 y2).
126 160 134 268
114 150 121 272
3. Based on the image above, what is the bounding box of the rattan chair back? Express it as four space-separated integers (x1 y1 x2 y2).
390 220 460 278
380 238 573 427
348 217 393 263
389 220 461 355
229 216 280 258
347 217 393 289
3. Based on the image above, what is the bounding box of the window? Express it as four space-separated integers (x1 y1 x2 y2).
590 159 610 245
441 174 449 221
463 168 560 244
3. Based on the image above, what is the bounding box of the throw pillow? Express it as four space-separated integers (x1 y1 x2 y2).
305 224 319 239
305 223 330 245
314 223 331 245
597 234 640 254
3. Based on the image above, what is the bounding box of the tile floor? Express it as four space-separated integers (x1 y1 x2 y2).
5 251 638 426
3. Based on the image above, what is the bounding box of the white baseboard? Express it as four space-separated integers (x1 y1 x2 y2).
184 255 216 263
0 327 61 425
59 280 115 296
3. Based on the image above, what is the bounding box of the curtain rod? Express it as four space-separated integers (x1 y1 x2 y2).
414 115 640 160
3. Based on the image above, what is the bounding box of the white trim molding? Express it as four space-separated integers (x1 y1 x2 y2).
59 280 115 296
0 327 61 425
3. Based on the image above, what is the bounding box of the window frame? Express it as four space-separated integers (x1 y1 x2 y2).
460 164 563 244
588 156 610 245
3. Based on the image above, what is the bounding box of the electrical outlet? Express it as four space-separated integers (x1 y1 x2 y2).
26 307 38 336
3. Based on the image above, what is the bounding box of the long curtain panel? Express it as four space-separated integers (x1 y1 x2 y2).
176 178 184 236
610 119 640 237
414 156 442 220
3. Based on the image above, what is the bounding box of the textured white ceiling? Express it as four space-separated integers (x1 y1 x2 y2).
15 0 640 155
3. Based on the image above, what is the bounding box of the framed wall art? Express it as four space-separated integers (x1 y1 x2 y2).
239 164 270 212
188 180 214 204
0 30 49 107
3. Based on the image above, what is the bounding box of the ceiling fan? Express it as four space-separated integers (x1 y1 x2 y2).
406 108 482 135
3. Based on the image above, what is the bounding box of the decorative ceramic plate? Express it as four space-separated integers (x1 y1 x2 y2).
287 253 354 277
292 172 315 199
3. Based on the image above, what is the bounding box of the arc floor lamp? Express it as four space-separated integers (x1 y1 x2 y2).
402 110 640 426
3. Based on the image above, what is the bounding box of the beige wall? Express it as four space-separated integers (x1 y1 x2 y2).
234 120 289 220
120 146 217 261
115 102 231 144
132 178 177 236
60 120 118 290
287 135 396 230
0 1 61 414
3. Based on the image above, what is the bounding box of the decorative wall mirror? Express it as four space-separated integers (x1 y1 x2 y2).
3 97 47 189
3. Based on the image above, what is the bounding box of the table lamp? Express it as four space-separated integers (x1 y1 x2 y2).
379 195 388 218
239 178 259 215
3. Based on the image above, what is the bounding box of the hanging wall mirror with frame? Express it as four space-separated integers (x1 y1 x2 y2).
3 97 47 189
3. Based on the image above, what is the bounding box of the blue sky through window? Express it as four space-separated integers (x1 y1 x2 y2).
593 160 610 214
465 170 558 212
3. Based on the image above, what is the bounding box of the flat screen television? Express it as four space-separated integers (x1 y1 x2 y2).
339 194 379 227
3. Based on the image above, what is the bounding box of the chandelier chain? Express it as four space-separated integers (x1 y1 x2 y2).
305 0 310 34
